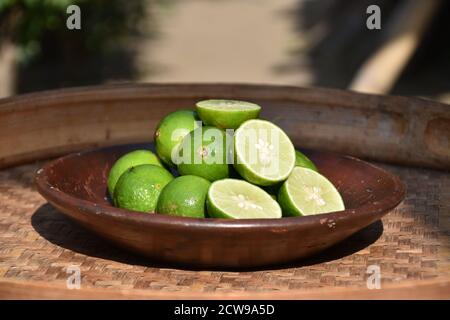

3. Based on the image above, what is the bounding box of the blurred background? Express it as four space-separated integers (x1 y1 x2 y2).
0 0 449 103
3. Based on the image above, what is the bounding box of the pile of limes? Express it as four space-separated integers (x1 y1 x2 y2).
108 99 345 219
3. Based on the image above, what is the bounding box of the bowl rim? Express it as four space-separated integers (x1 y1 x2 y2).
35 144 406 230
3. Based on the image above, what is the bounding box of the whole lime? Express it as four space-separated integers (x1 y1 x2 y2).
176 126 230 181
295 150 318 172
107 149 163 197
154 110 200 167
156 175 211 218
113 164 173 213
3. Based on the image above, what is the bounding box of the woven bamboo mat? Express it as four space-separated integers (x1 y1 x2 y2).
0 161 449 293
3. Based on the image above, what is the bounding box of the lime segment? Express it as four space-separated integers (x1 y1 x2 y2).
196 99 261 129
207 179 281 219
234 119 295 186
278 167 345 216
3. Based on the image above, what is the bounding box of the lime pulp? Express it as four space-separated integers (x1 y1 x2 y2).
207 179 281 219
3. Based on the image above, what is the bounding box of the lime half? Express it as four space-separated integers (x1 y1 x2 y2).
207 179 281 219
278 167 345 216
234 119 295 186
196 99 261 129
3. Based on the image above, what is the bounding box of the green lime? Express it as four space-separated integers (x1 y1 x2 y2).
113 164 173 213
107 149 163 197
233 119 295 186
154 110 200 167
295 150 318 171
176 126 230 181
207 179 281 219
196 99 261 129
156 175 211 218
278 167 345 217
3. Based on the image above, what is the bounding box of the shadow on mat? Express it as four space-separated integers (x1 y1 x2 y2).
31 203 383 272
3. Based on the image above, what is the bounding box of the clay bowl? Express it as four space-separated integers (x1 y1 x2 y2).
35 143 405 268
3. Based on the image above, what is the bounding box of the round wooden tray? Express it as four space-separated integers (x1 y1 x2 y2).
0 83 449 299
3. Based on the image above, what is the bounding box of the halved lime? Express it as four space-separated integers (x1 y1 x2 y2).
154 110 200 167
278 167 345 216
295 150 318 172
207 179 281 219
107 149 163 197
196 99 261 129
233 119 295 186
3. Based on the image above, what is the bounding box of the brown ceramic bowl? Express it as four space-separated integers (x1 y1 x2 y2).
35 143 405 268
